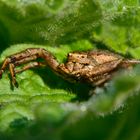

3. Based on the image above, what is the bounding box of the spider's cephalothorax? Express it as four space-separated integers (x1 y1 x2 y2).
0 48 140 87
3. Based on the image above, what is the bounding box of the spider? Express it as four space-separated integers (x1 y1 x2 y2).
0 48 140 87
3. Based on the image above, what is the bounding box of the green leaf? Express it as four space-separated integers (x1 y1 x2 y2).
0 0 102 49
0 0 140 140
93 2 140 54
0 41 94 132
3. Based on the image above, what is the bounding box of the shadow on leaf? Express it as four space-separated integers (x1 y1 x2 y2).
33 67 92 101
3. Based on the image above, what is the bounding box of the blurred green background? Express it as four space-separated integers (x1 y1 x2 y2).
0 0 140 140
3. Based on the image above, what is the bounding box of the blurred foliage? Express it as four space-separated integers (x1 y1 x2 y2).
0 0 140 140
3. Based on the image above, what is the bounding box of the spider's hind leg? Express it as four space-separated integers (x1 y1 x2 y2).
0 48 46 87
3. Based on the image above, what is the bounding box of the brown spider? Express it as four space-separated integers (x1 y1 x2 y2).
0 48 140 87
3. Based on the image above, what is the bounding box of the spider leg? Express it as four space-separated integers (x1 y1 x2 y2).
0 48 40 78
9 63 18 87
15 62 45 74
93 74 111 86
0 56 41 87
0 48 59 87
0 54 39 79
0 58 11 78
14 55 38 66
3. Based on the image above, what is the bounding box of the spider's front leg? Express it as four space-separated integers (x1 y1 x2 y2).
0 48 59 87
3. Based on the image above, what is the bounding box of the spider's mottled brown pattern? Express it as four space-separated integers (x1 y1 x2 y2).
0 48 140 87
